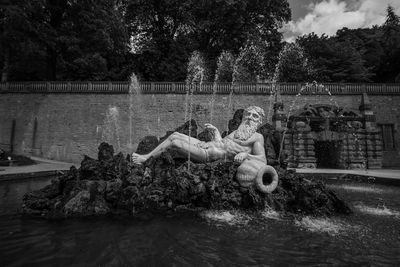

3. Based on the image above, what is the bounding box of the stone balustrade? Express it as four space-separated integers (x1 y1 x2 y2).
1 81 400 95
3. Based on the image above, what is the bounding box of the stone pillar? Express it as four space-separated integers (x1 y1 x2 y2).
273 89 293 167
272 88 287 131
365 129 383 169
346 129 367 169
272 94 286 131
359 93 376 130
359 92 382 169
296 130 317 169
272 103 286 130
284 128 316 169
337 132 350 169
283 131 297 168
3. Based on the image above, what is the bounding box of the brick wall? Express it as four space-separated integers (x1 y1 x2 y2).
1 93 399 167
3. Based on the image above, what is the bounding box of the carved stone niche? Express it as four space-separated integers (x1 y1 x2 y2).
283 102 382 169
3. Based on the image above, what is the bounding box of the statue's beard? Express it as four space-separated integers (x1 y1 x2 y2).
234 119 259 141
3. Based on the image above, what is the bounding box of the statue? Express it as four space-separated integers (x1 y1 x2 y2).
132 106 278 193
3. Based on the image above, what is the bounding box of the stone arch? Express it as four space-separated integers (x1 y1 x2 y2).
283 104 374 169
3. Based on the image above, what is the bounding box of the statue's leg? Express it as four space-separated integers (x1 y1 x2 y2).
132 132 207 164
170 133 209 162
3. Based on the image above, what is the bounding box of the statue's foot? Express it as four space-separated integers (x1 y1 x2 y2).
131 153 148 164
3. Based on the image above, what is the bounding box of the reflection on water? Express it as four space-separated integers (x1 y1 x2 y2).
354 203 400 217
201 210 251 226
327 184 386 194
261 208 281 221
295 216 360 236
0 177 52 215
1 178 400 266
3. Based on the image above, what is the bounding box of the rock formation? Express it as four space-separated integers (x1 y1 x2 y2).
22 142 351 218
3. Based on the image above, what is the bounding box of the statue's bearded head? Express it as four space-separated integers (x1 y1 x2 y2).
234 106 265 141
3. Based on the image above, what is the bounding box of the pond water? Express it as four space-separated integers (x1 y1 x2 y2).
1 177 400 266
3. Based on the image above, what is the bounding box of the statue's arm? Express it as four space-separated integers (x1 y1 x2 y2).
247 137 267 164
230 134 257 146
234 134 267 164
204 123 222 142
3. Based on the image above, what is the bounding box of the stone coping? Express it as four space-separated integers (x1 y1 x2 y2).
0 157 77 182
294 168 400 186
1 82 400 95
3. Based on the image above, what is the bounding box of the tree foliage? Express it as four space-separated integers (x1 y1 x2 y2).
186 51 208 84
126 0 291 81
232 42 266 82
381 5 400 82
298 33 373 82
1 1 400 83
294 5 400 83
274 43 315 82
1 0 131 81
214 51 235 83
0 0 290 81
0 1 47 81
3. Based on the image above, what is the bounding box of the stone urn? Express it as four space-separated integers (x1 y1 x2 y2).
236 159 279 193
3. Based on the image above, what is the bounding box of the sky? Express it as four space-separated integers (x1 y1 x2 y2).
284 0 400 42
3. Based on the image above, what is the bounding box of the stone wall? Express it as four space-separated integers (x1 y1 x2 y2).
1 93 399 166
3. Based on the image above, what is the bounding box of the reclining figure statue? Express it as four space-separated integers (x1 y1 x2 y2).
132 106 278 193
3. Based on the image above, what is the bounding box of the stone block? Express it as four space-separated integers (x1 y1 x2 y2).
297 163 317 169
294 145 315 151
293 139 314 145
366 146 379 151
348 163 366 169
284 139 293 145
287 162 298 168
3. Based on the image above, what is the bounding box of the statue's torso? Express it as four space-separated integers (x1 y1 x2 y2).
222 138 252 156
203 136 253 161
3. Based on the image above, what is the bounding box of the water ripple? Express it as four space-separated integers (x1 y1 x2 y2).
260 208 281 221
295 216 361 236
327 184 385 194
200 210 251 226
354 203 400 217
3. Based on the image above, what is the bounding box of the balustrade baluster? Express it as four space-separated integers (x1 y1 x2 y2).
1 81 400 94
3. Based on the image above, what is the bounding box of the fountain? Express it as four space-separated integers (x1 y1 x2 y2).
22 104 351 218
128 73 142 150
3 89 396 267
101 106 121 151
185 51 206 170
2 41 395 267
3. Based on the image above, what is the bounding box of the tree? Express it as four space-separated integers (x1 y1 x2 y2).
336 27 385 82
57 0 131 80
274 42 315 82
232 42 265 82
125 0 194 81
297 33 373 82
384 5 400 27
300 5 400 83
2 0 292 81
186 51 208 84
1 0 132 81
0 1 48 81
126 0 291 81
379 5 400 82
214 51 235 82
188 0 290 74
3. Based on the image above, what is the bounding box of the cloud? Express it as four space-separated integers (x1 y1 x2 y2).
283 0 400 42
